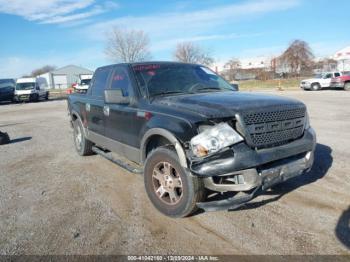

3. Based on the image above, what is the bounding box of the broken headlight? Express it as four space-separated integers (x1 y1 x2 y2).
190 123 243 158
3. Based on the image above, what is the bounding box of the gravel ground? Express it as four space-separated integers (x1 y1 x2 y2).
0 91 349 255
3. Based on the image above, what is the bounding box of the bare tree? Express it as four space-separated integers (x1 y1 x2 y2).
31 65 56 77
278 40 314 76
173 42 214 66
223 58 241 81
105 27 151 63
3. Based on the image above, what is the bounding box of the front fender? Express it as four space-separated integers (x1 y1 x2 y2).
140 128 188 168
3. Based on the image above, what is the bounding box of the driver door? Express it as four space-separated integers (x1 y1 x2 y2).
104 65 140 148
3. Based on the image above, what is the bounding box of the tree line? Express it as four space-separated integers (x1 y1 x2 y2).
28 27 336 80
105 27 337 80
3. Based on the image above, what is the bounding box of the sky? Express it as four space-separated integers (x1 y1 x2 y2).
0 0 349 78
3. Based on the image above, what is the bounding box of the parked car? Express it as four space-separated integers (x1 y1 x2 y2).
0 79 15 102
14 77 49 102
73 75 93 93
330 71 350 91
300 72 342 91
68 62 316 217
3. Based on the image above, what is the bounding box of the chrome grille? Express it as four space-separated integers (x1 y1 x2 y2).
242 105 306 149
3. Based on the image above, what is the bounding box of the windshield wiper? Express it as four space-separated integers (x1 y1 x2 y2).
152 90 186 97
195 87 222 92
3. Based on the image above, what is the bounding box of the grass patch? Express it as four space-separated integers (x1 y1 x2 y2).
238 78 303 91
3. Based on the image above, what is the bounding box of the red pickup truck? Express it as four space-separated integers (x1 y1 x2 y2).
330 72 350 90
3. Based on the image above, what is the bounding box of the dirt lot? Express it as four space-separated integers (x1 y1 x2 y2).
0 90 349 255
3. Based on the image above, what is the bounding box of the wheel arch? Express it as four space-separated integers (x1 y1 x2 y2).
141 128 188 168
71 110 88 137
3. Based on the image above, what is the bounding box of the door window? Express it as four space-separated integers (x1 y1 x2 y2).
334 73 341 77
110 67 132 97
91 67 111 97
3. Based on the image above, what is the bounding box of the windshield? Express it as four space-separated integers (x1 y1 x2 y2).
16 82 35 90
132 64 235 97
80 79 91 85
313 74 323 79
0 81 14 89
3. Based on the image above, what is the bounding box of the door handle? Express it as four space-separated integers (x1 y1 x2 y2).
103 105 110 116
86 103 91 112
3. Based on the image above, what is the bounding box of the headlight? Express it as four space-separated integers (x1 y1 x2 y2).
190 123 243 158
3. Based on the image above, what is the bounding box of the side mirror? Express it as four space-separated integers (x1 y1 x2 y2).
104 89 130 104
231 83 239 91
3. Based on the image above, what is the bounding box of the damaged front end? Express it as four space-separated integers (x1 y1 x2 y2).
185 106 317 211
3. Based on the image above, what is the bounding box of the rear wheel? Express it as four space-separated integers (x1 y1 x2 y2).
73 119 93 156
144 147 205 218
344 82 350 91
311 83 321 91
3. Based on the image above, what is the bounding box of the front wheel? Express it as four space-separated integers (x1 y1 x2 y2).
311 83 321 91
144 147 205 218
344 82 350 91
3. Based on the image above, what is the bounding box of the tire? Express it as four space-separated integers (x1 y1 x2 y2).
144 147 205 218
311 83 321 91
72 119 93 156
344 82 350 91
0 131 10 145
32 94 39 102
45 92 49 100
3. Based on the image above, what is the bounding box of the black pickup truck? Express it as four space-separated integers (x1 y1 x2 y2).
67 62 316 217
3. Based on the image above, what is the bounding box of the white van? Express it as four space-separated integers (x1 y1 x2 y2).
73 74 93 93
15 77 49 102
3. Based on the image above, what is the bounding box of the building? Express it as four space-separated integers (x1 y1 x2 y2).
239 57 272 70
39 65 94 89
333 46 350 72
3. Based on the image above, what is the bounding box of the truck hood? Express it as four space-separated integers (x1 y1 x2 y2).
153 91 305 119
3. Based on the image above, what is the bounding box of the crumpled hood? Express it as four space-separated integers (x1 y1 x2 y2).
154 91 305 119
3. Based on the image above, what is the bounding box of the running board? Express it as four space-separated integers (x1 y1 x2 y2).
92 146 143 174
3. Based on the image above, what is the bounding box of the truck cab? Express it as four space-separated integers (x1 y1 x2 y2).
73 74 93 93
15 77 49 102
300 72 342 91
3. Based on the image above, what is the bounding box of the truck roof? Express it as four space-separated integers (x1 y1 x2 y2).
96 61 201 71
16 77 36 83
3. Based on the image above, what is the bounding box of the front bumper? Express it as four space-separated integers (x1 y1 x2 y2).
197 150 314 211
300 83 311 89
14 93 36 101
192 127 317 211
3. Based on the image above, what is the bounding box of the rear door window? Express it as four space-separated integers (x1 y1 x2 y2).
91 67 111 98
